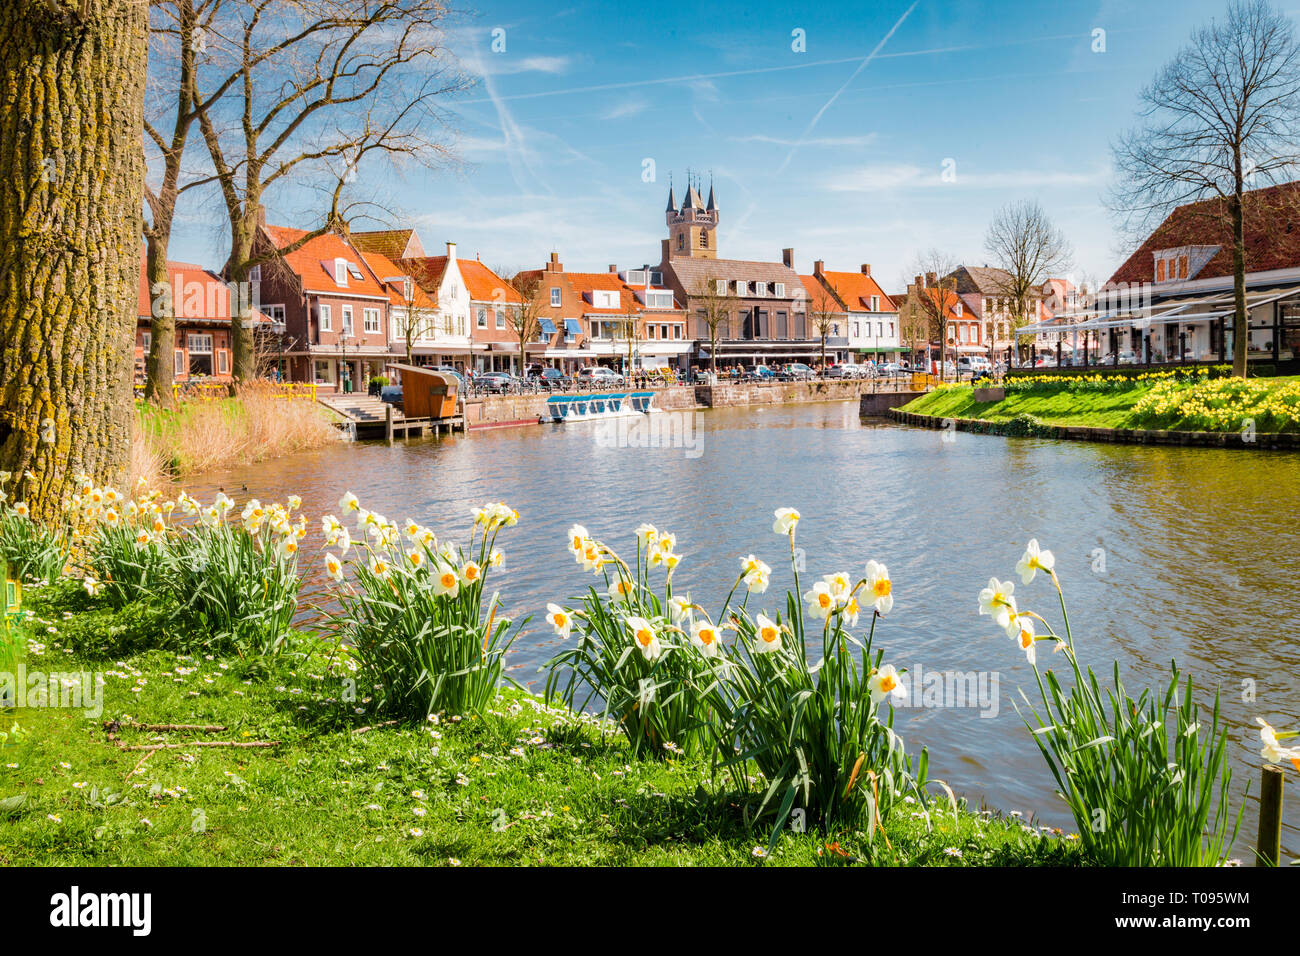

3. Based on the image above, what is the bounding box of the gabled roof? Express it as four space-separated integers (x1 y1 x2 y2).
138 252 269 324
397 256 449 302
951 265 1015 296
358 251 437 309
458 259 522 304
812 270 896 314
1107 181 1300 287
349 228 425 261
261 225 388 298
664 256 802 293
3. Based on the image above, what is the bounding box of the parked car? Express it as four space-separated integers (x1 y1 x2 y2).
824 363 865 379
780 362 815 381
959 356 993 377
528 367 573 390
430 365 465 390
575 366 625 387
1117 349 1139 365
879 362 905 377
476 371 520 393
378 384 403 409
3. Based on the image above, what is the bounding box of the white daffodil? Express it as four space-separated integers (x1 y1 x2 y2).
287 495 302 511
627 616 662 660
1006 614 1037 665
1256 718 1300 766
841 595 861 627
978 577 1017 629
431 564 459 597
489 548 504 568
690 620 722 657
753 614 783 653
607 577 636 603
546 603 572 638
667 594 691 623
339 492 360 513
864 560 894 615
772 507 800 535
460 561 482 585
869 664 907 706
1015 539 1056 585
82 576 102 597
324 553 344 583
823 571 852 605
368 557 391 581
633 523 658 547
405 549 425 569
278 536 299 559
12 502 29 519
805 581 836 620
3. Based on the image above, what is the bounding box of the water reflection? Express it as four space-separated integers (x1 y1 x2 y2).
187 400 1300 856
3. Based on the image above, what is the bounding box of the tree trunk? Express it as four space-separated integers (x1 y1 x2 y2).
0 0 147 521
1230 191 1248 378
228 208 258 383
143 233 176 406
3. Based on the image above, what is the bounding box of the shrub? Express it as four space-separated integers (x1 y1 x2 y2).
159 493 303 655
984 543 1242 865
544 510 927 852
543 524 721 758
325 496 520 719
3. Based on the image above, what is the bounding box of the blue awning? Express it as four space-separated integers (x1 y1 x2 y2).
564 319 582 335
539 318 557 334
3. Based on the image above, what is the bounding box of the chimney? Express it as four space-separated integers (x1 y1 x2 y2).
609 264 618 273
782 248 794 268
926 271 937 287
814 259 825 276
661 238 671 263
547 251 563 273
861 264 871 276
914 274 923 289
445 240 457 262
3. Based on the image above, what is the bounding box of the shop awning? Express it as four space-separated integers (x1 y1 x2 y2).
563 319 582 336
539 318 557 335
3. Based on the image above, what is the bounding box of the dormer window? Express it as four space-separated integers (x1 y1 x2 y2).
753 282 766 297
334 258 348 286
955 303 963 317
593 290 619 309
774 282 785 297
715 279 727 296
735 280 748 296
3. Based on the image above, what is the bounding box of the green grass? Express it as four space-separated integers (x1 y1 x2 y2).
902 385 1151 429
0 594 1086 867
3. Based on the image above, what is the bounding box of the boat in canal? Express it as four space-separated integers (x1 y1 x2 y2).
545 391 656 422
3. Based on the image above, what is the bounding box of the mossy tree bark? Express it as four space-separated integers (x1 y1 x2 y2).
0 0 147 521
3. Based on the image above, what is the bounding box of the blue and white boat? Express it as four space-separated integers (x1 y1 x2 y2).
545 391 657 422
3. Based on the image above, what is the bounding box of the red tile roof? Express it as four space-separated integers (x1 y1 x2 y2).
813 269 896 313
358 251 437 309
458 259 522 304
261 224 388 298
137 252 268 323
1107 181 1300 287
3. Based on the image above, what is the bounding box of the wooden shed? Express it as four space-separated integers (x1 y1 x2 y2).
386 364 460 419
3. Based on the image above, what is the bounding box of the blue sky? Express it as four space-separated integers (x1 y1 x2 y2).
169 0 1292 293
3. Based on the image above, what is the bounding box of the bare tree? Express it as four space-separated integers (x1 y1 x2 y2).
191 0 468 382
806 279 842 371
505 272 544 378
142 0 228 406
692 274 730 373
906 250 961 377
983 200 1073 362
1111 0 1300 376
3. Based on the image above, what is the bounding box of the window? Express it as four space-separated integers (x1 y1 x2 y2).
363 308 380 334
348 265 364 281
342 305 354 335
735 280 748 296
1157 259 1166 282
187 334 213 376
650 272 662 285
672 325 682 340
647 324 656 339
174 349 185 375
774 283 785 297
753 282 767 297
592 290 619 309
878 322 884 337
700 230 708 248
217 350 230 375
265 304 285 327
249 264 261 283
677 234 685 251
888 322 894 337
646 291 673 309
477 308 487 328
334 258 348 286
141 331 152 351
496 310 506 329
550 287 561 307
1179 256 1188 279
853 322 860 338
715 279 727 295
955 303 963 317
870 295 879 312
627 270 646 285
319 304 332 331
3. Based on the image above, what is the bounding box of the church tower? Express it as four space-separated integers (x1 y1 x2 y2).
665 171 718 260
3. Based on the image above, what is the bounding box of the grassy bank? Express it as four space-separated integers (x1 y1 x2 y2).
133 385 341 486
0 591 1083 867
902 374 1300 433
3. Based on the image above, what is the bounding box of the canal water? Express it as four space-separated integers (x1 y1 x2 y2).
188 400 1300 856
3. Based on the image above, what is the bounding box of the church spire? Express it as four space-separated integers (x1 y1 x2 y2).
706 172 716 211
